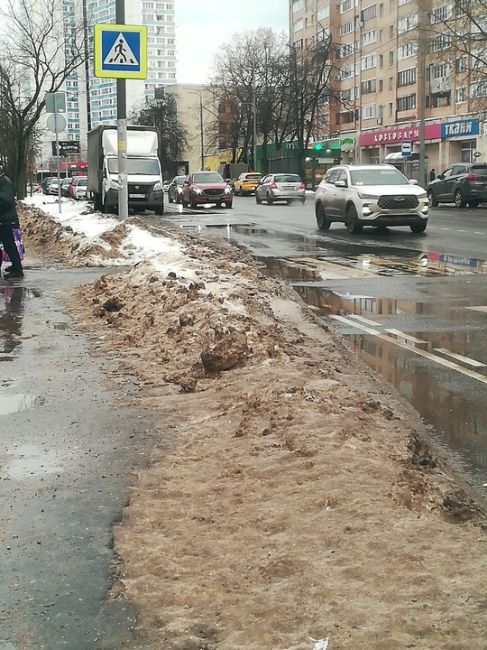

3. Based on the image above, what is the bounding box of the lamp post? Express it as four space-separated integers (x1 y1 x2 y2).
252 77 257 172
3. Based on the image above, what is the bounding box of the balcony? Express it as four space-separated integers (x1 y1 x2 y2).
430 76 451 94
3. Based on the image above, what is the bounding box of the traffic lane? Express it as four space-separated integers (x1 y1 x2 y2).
227 196 487 259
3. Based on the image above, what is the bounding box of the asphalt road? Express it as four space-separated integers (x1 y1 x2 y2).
160 196 487 488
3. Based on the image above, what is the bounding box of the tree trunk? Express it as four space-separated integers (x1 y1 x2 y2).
14 137 28 200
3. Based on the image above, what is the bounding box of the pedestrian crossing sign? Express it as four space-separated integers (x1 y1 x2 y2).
94 24 147 79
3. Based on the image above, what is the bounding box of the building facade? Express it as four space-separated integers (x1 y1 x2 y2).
54 0 176 157
289 0 487 173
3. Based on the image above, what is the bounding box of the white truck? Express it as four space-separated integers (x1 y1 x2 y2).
87 125 164 214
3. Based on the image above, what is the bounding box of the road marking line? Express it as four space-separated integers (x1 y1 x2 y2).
330 316 487 385
347 314 382 327
434 348 486 369
442 227 452 230
474 231 484 235
457 229 466 232
385 329 429 348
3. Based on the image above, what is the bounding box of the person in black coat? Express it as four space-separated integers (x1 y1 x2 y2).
0 167 24 279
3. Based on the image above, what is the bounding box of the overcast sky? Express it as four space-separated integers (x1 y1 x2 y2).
176 0 289 84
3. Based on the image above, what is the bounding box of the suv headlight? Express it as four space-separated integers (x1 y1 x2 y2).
153 181 162 191
224 186 232 194
193 187 203 194
417 191 427 199
358 192 379 200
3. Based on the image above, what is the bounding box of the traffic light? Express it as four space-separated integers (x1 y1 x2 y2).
313 142 322 151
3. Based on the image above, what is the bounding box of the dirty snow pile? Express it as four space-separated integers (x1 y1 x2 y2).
21 195 185 270
20 192 487 650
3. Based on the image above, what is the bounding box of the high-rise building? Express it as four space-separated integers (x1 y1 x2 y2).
289 0 486 171
59 0 176 154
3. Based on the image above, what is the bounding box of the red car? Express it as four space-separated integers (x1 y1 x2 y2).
181 171 233 209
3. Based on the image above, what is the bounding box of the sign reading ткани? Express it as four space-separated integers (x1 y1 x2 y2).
94 24 147 79
441 119 480 139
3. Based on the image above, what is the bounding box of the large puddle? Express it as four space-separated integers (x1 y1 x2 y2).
258 256 487 484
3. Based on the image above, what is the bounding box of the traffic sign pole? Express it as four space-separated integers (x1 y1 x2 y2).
116 0 128 220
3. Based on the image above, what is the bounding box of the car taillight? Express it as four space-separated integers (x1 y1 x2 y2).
271 181 278 189
466 174 481 181
299 182 305 189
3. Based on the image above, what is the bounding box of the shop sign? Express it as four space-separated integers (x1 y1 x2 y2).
441 119 479 139
340 136 355 151
359 123 441 146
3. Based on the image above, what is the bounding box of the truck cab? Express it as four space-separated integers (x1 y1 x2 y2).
88 126 164 214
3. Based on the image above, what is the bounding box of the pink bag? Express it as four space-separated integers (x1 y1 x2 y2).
1 228 25 263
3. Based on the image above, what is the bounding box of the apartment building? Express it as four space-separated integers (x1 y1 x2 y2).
56 0 176 155
289 0 486 171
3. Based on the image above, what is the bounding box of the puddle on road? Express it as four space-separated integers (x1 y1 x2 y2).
0 394 45 415
288 280 487 481
0 287 41 356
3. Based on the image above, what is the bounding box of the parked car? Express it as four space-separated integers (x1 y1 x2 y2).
47 178 61 196
61 177 72 197
181 172 233 209
70 176 88 200
167 175 187 203
314 164 429 234
42 177 56 194
233 172 262 195
427 162 487 208
255 173 305 205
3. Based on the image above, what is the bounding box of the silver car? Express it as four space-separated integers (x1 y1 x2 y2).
255 173 306 205
315 164 429 234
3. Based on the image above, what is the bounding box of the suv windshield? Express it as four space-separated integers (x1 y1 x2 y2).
108 158 161 175
275 174 301 183
350 168 409 186
193 172 224 183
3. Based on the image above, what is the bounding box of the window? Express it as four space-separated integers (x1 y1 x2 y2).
379 54 384 68
362 103 376 118
340 88 353 101
397 94 416 111
398 0 411 4
362 29 377 45
317 5 330 20
397 67 416 85
431 34 451 51
455 56 468 73
361 79 377 93
389 51 394 65
361 4 377 21
398 42 417 59
430 4 453 23
398 14 418 32
388 101 393 116
361 54 376 70
340 42 356 57
456 86 466 103
294 18 304 31
379 79 383 90
340 0 353 13
292 0 304 11
340 18 356 35
470 80 487 97
430 63 450 79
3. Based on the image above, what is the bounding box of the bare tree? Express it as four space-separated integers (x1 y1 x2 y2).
0 0 85 198
131 95 188 178
428 0 487 112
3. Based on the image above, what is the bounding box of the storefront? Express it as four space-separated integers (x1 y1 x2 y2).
440 118 480 165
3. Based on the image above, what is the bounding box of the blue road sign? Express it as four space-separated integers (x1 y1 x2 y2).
94 24 147 79
401 140 412 157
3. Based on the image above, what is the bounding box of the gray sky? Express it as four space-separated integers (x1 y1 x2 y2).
176 0 289 83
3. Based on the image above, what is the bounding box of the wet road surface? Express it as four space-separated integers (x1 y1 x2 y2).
0 265 154 649
157 197 487 487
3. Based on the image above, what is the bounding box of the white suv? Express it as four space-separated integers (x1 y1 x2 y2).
315 164 429 234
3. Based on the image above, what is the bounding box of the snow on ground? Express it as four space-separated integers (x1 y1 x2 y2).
22 194 190 272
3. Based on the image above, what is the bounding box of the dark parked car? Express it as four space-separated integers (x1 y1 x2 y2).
427 163 487 208
61 177 72 197
181 172 233 209
42 177 56 194
167 175 186 203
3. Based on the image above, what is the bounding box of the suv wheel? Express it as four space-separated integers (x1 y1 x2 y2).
255 192 262 204
454 189 466 208
410 222 427 233
427 190 438 207
346 204 362 234
266 192 274 205
315 202 331 231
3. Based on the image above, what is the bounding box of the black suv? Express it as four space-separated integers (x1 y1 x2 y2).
427 162 487 208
